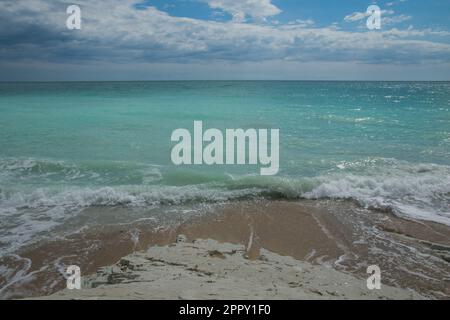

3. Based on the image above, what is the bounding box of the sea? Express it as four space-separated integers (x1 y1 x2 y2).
0 81 449 255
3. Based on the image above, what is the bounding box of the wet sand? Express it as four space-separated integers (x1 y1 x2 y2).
1 200 449 299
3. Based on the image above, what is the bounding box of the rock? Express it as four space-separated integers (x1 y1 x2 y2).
34 239 425 300
176 234 188 243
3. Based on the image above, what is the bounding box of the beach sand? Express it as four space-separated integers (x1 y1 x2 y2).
2 200 449 299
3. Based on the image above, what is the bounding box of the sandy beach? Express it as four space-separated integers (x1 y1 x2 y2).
1 200 448 300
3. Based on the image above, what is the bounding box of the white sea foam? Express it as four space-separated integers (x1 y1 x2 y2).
0 158 449 255
304 160 450 225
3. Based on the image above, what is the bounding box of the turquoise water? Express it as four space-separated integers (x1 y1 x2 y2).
0 81 449 252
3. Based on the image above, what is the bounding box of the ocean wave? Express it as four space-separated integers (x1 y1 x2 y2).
0 185 262 211
0 158 163 185
318 114 377 124
304 168 450 225
0 157 449 256
0 158 449 224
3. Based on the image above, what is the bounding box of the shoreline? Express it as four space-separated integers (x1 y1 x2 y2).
1 199 449 299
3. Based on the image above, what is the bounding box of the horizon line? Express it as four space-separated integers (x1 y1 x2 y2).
1 79 450 83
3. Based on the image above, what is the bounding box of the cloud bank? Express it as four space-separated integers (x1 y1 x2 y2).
0 0 449 80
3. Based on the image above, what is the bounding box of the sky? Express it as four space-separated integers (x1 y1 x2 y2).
1 0 450 81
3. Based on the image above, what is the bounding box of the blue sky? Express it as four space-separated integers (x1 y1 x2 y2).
1 0 450 80
142 0 450 29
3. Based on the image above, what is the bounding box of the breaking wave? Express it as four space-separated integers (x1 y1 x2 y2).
1 157 449 221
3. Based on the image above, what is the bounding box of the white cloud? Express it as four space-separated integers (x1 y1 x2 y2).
383 14 412 26
205 0 281 22
344 11 368 22
383 26 450 38
387 0 408 7
288 19 315 27
0 0 449 67
344 9 411 28
344 10 396 22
